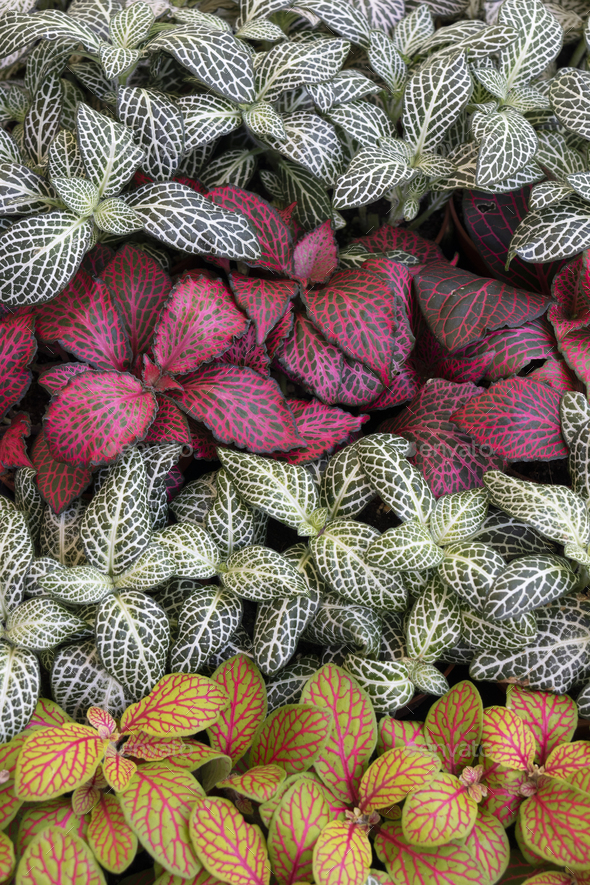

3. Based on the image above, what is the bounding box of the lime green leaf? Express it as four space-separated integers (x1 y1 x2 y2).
15 723 107 800
207 654 267 765
250 704 333 774
313 821 371 885
506 685 577 764
402 772 478 846
88 792 138 874
465 808 509 885
424 680 483 775
267 777 331 885
359 747 440 812
217 764 286 803
121 672 228 737
17 826 103 885
519 777 590 869
189 796 270 885
481 706 536 771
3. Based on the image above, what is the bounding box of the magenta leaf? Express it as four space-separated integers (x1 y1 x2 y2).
362 257 415 366
460 319 556 380
557 329 590 388
382 379 502 495
276 398 368 464
339 360 383 406
549 253 590 341
412 327 492 386
207 185 294 275
230 274 298 346
304 269 398 384
528 357 582 394
152 274 247 376
293 221 338 284
278 313 344 404
0 413 32 472
452 377 567 462
353 225 444 264
188 418 219 460
0 312 36 420
32 430 93 513
266 305 294 360
219 325 270 376
144 396 192 445
414 261 551 353
368 365 422 410
166 466 183 501
173 364 301 453
45 370 158 467
81 243 116 277
101 244 172 360
462 188 564 296
38 364 91 396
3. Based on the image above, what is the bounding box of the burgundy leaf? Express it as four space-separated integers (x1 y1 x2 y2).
304 269 397 384
266 304 294 359
293 220 338 284
81 244 115 277
339 360 383 406
0 413 32 472
219 324 270 376
558 329 590 387
548 253 590 341
172 364 302 453
45 370 158 467
188 417 219 460
278 312 343 404
144 395 192 445
166 465 184 501
32 430 93 514
142 354 161 388
414 261 551 353
101 244 172 359
0 312 36 420
277 202 304 241
529 357 583 394
363 257 415 367
275 398 369 464
462 189 564 296
382 379 502 495
230 275 298 345
207 186 294 275
38 363 92 396
352 225 444 264
368 364 422 410
459 319 556 380
35 266 92 334
412 327 492 386
153 273 247 376
36 278 131 372
451 378 567 462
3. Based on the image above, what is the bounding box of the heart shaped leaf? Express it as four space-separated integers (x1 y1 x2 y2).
32 430 93 514
121 672 228 737
481 706 535 771
230 274 298 345
359 747 440 812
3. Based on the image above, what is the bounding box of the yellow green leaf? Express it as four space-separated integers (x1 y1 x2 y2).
0 831 14 883
519 776 590 869
402 772 478 846
24 698 74 731
544 740 590 783
103 746 137 792
359 747 440 812
506 685 577 765
123 731 184 761
88 792 138 874
207 655 267 765
312 821 371 885
16 825 105 885
267 777 331 885
15 723 108 800
481 707 535 771
378 718 428 754
165 739 232 791
120 673 229 737
17 798 87 855
250 704 333 775
424 681 483 775
464 808 509 884
189 796 270 885
217 764 286 803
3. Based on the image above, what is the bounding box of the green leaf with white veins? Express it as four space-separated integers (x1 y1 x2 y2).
40 498 86 567
356 435 434 525
365 522 444 573
461 605 537 651
402 51 471 158
0 211 95 308
110 2 153 48
205 470 268 559
243 102 286 141
310 519 408 611
95 590 170 700
406 574 462 663
52 177 99 217
77 103 144 200
0 510 34 618
550 70 590 141
218 450 320 533
0 642 40 742
14 469 44 547
177 95 242 152
498 0 562 92
294 0 371 47
51 639 133 724
367 31 406 96
141 443 184 532
48 130 85 182
393 4 434 57
237 0 289 25
117 88 185 183
304 593 381 655
343 654 414 714
112 543 174 592
266 656 320 714
125 182 261 261
469 511 554 560
23 71 62 167
220 546 308 600
568 424 590 500
236 19 285 40
38 564 113 605
80 448 151 578
169 585 242 673
439 542 506 611
509 195 590 264
327 101 392 146
5 598 91 651
429 490 488 546
320 442 376 520
169 472 218 526
483 471 590 547
264 112 344 186
256 39 349 102
93 198 142 235
484 555 576 621
155 523 220 579
408 661 449 696
99 45 139 80
0 163 56 215
475 109 537 188
199 149 256 190
333 148 413 210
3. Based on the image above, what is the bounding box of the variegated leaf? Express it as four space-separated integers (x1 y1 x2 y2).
169 585 242 673
154 522 220 579
5 598 91 651
343 654 413 714
169 472 218 526
38 564 113 605
461 605 537 651
320 441 376 519
0 641 40 742
178 94 242 151
430 490 489 546
475 109 537 188
356 434 434 525
0 161 55 215
438 542 506 611
199 148 257 189
366 521 444 573
266 655 321 714
205 470 267 558
406 574 462 663
118 87 184 182
110 1 153 48
112 543 174 592
367 30 406 96
509 195 590 264
221 545 308 600
256 39 349 102
304 593 381 656
77 103 143 198
499 0 563 91
402 51 471 155
267 775 331 884
265 112 344 186
50 639 132 723
333 148 413 210
39 498 86 567
23 71 62 167
17 826 104 885
0 508 34 615
469 510 554 560
484 555 576 620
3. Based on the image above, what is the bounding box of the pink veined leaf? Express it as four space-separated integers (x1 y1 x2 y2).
481 707 536 771
379 719 428 754
519 776 590 868
153 274 248 376
506 686 578 765
557 327 590 388
382 379 502 495
36 279 131 371
123 732 184 762
528 357 583 394
359 748 440 813
81 243 115 277
172 363 302 453
458 319 557 381
451 377 568 462
293 221 338 285
87 792 138 874
424 681 483 777
25 699 73 731
338 360 383 407
207 655 267 765
44 370 158 467
414 261 551 354
463 809 510 885
230 275 298 346
267 777 331 885
166 466 184 502
275 398 368 465
412 327 493 386
313 821 371 885
304 269 398 385
188 417 219 460
31 430 93 513
34 266 93 339
276 202 304 241
362 258 415 369
368 364 422 410
480 757 526 828
462 188 564 296
16 799 88 856
219 324 270 376
543 741 590 782
249 704 334 775
208 186 294 275
352 225 444 265
266 305 294 360
549 252 590 341
142 354 161 388
0 413 32 472
299 664 377 807
101 244 172 360
144 396 192 446
189 796 270 885
217 765 286 803
0 312 36 420
38 363 91 396
278 313 344 405
401 772 478 847
87 708 117 736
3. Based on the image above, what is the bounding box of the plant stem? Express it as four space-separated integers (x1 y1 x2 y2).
571 35 587 68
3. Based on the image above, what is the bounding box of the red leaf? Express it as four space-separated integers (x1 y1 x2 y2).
173 364 301 453
279 313 344 404
353 225 444 264
153 274 247 376
32 430 93 513
187 418 219 460
414 261 551 353
557 328 590 388
144 396 192 445
275 398 368 463
277 202 304 241
0 312 36 419
549 252 590 340
101 244 172 360
339 360 383 406
412 327 492 386
166 466 183 501
304 269 398 385
38 364 91 396
266 304 294 359
382 378 502 495
368 364 422 410
219 325 270 376
230 275 298 345
529 357 583 394
459 319 556 380
463 188 564 296
293 221 338 284
81 244 115 278
45 370 158 467
451 377 567 462
0 413 32 471
208 186 294 274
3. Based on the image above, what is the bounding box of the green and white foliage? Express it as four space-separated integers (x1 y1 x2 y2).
39 498 87 567
14 467 44 547
140 443 184 532
169 471 218 526
356 434 434 525
205 469 268 558
342 654 414 713
51 639 134 723
265 655 320 713
303 593 382 656
405 573 462 663
220 545 308 600
169 584 243 674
